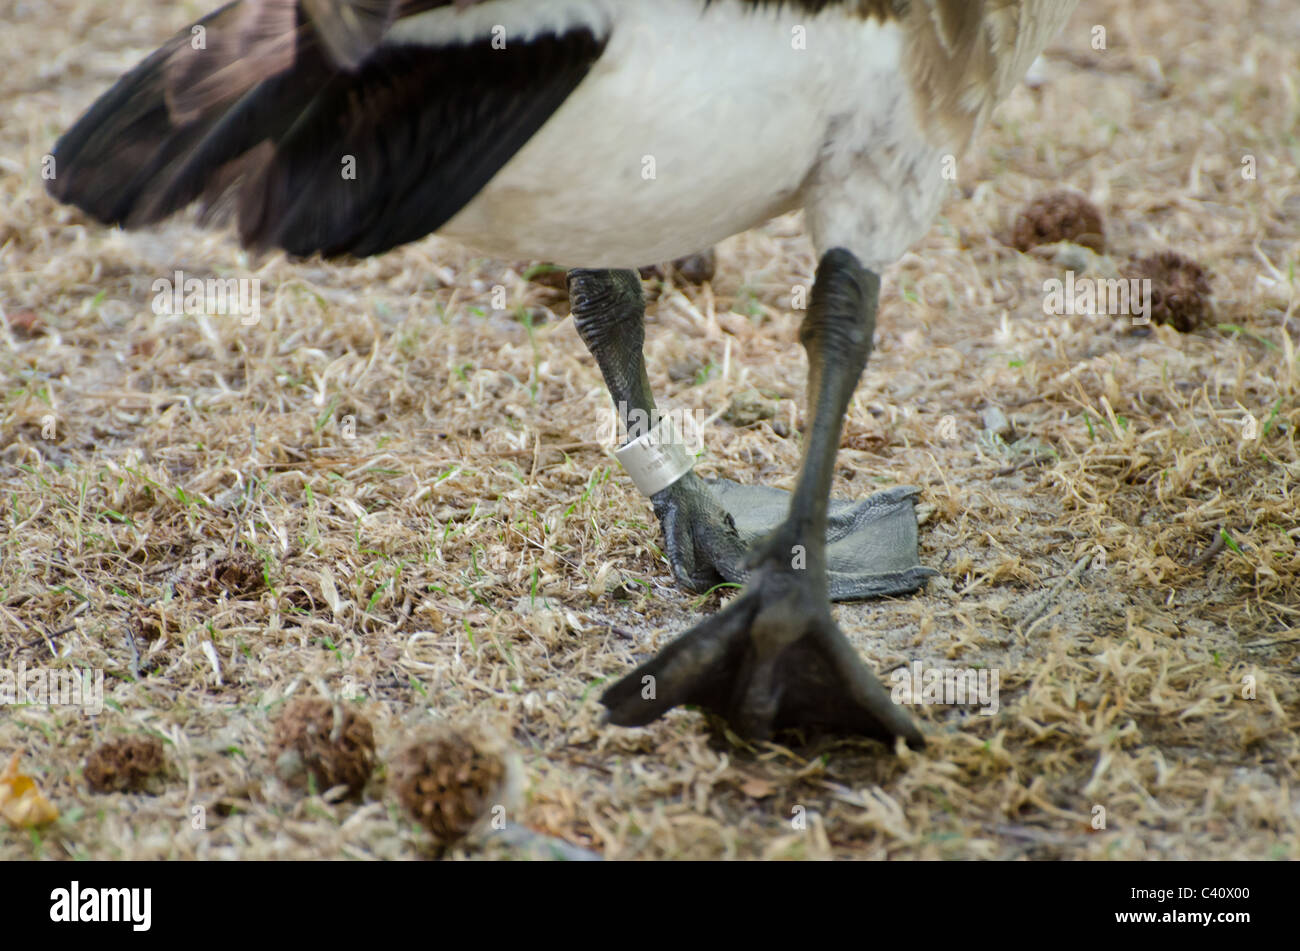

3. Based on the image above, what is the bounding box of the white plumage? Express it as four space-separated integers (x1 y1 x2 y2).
398 0 943 270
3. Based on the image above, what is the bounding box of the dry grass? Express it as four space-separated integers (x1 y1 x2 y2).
1 0 1297 860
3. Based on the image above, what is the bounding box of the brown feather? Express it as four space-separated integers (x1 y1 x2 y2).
162 0 470 124
900 0 1080 147
733 1 1079 147
302 0 400 69
164 1 300 122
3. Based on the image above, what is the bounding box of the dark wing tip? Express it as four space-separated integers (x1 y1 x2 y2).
45 2 608 261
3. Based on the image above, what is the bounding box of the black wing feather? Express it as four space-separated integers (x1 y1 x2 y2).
47 2 607 259
244 31 604 257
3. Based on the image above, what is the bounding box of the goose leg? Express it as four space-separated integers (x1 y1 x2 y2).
567 266 933 603
568 267 747 590
598 249 925 746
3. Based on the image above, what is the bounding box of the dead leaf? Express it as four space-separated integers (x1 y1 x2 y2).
738 774 778 800
0 751 60 828
318 568 342 617
843 417 888 451
5 310 45 338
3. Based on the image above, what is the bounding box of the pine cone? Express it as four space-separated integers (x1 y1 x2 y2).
392 727 510 844
1129 251 1213 332
177 552 265 598
271 697 375 798
1010 190 1105 253
85 736 166 793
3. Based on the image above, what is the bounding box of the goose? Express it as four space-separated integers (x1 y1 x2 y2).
47 0 1080 750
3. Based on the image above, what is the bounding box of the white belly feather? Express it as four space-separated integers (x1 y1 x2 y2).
388 0 948 269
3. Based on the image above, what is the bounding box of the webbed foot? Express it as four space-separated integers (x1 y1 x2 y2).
601 561 923 747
